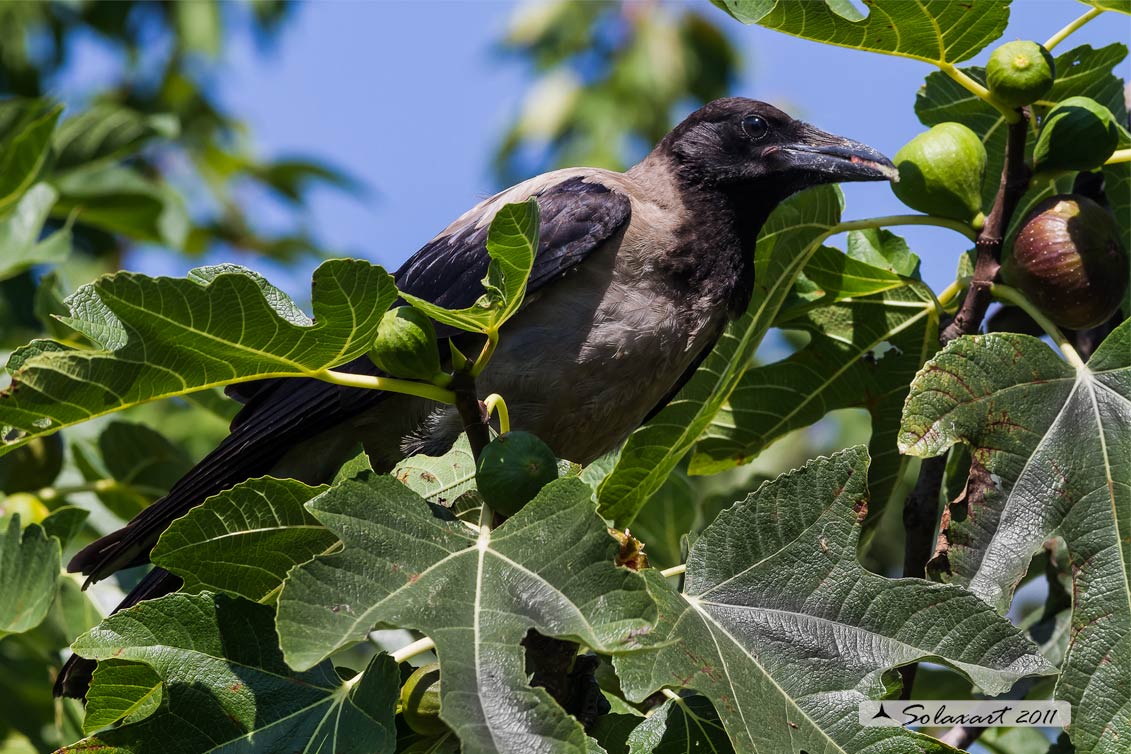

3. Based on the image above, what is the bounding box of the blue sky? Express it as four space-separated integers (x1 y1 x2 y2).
154 0 1131 297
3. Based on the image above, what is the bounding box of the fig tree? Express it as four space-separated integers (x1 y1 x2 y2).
986 41 1055 108
400 663 447 736
475 431 559 516
892 123 986 223
1002 194 1128 330
1034 96 1120 173
369 306 445 383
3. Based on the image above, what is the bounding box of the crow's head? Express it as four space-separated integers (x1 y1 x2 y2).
662 97 897 194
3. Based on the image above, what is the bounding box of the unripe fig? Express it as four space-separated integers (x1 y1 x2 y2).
1002 194 1128 330
1034 96 1119 173
369 307 444 383
475 431 559 517
892 123 986 223
986 41 1055 108
400 663 447 736
0 492 49 526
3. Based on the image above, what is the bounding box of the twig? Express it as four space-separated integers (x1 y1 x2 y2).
940 110 1031 344
451 372 491 461
899 110 1032 703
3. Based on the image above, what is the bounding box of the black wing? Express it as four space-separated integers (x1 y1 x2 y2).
68 175 631 582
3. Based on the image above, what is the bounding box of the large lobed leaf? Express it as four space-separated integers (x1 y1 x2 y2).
615 447 1054 754
692 280 940 519
711 0 1008 66
277 475 654 754
0 259 397 454
597 185 842 526
62 593 398 753
899 322 1131 754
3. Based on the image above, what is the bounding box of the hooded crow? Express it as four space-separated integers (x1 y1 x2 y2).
56 97 896 697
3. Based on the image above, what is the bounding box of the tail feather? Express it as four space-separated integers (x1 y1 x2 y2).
54 568 183 699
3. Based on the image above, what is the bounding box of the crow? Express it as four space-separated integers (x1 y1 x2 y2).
55 97 896 696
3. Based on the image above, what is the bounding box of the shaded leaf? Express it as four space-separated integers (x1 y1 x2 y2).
51 105 178 175
899 322 1130 754
0 98 62 214
712 0 1007 65
71 421 192 520
64 593 398 754
0 517 61 638
598 185 842 526
52 166 189 248
692 282 940 519
626 695 732 754
0 259 396 454
402 199 539 334
615 448 1054 754
40 506 89 547
151 477 336 602
277 476 654 754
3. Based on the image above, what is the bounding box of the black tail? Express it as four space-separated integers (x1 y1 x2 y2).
54 568 183 698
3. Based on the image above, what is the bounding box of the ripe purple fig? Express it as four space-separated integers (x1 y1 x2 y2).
1002 195 1128 330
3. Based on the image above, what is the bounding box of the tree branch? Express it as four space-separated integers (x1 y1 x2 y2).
899 110 1032 704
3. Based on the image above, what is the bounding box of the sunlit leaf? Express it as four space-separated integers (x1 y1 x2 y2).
0 259 397 454
0 183 69 281
712 0 1008 65
51 105 178 176
401 199 539 335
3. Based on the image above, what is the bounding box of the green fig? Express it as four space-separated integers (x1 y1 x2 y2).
369 306 445 383
400 663 447 736
1034 96 1119 173
986 41 1055 108
1002 194 1128 330
475 431 559 517
892 123 986 223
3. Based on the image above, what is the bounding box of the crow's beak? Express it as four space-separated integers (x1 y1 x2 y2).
778 126 899 183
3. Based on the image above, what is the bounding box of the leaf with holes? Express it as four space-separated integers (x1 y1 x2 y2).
615 447 1054 754
899 322 1131 754
277 475 654 754
62 593 398 754
0 259 396 454
691 281 940 520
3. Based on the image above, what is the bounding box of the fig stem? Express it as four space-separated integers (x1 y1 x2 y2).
829 214 979 242
940 63 1020 123
660 564 687 578
391 636 436 664
991 284 1087 370
316 369 457 404
483 393 510 435
935 276 971 312
36 478 166 502
1044 6 1104 52
1106 148 1131 165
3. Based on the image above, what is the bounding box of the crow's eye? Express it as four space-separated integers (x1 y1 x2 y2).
741 114 769 140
